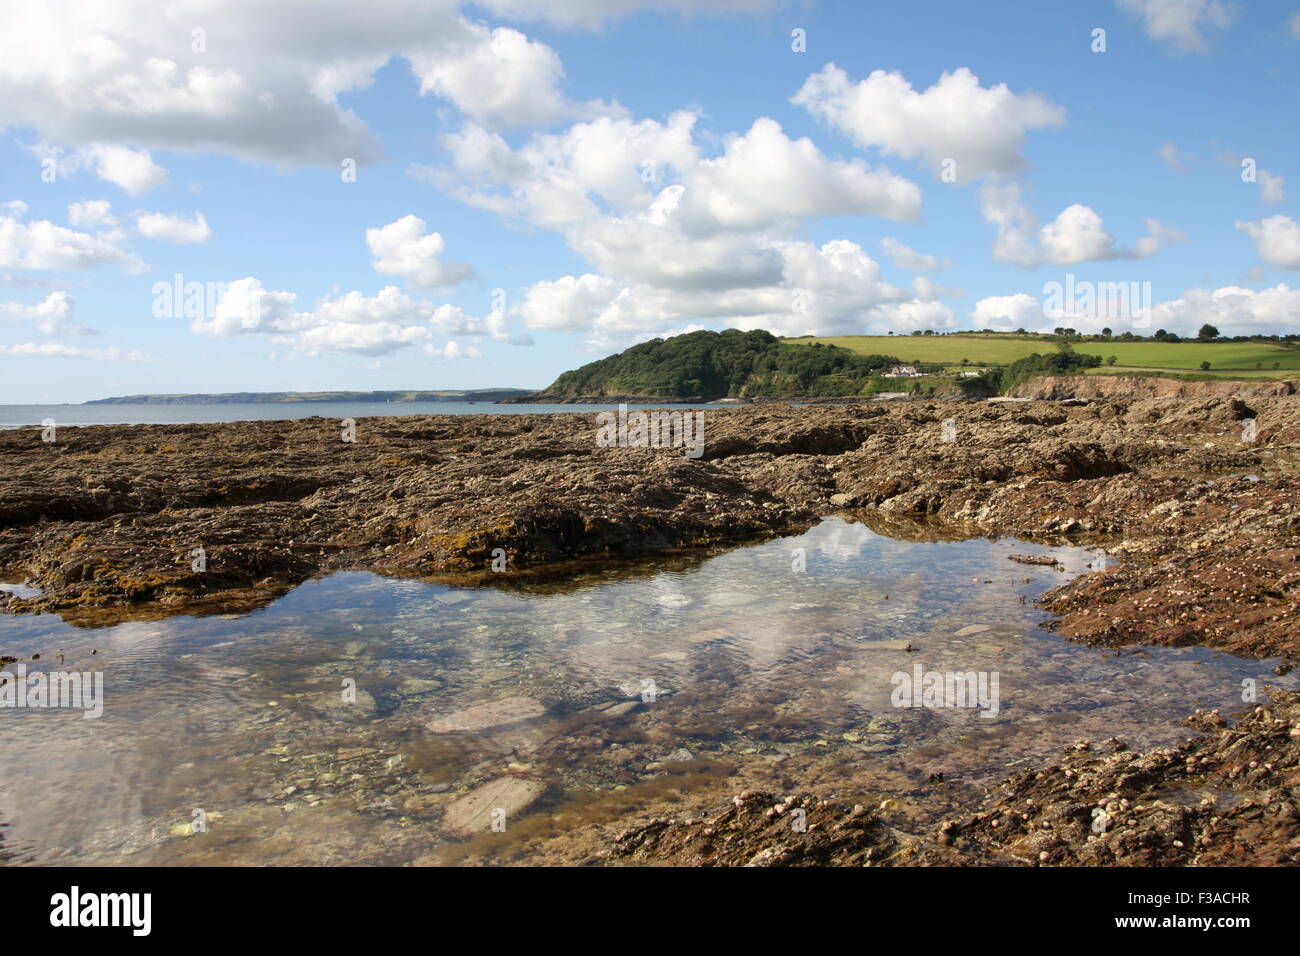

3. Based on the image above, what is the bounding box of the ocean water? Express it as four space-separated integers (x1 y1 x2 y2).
0 402 718 428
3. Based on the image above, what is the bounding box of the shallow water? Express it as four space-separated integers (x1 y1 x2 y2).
0 517 1291 865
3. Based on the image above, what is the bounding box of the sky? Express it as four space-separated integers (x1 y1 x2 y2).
1 0 1299 403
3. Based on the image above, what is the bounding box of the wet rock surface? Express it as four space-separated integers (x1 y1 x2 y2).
600 689 1300 867
3 398 1297 664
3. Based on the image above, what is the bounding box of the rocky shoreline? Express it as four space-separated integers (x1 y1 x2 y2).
3 395 1298 865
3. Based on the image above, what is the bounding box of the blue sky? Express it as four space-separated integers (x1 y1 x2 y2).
1 0 1298 402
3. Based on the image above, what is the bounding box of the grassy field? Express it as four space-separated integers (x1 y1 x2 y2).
792 334 1300 372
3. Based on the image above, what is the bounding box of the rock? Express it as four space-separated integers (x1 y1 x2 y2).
441 777 546 837
396 678 443 697
426 696 546 733
603 701 641 717
337 747 377 761
312 687 378 719
954 625 991 637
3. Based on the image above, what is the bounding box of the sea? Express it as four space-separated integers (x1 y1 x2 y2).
0 402 720 428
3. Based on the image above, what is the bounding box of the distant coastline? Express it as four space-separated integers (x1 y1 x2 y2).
85 388 537 405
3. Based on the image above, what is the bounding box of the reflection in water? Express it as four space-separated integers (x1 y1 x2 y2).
0 517 1292 865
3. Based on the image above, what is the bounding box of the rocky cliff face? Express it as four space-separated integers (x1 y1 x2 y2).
1009 374 1296 400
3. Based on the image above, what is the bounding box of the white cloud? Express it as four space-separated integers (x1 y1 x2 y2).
979 186 1184 266
881 237 939 271
791 65 1065 183
1039 205 1124 265
440 105 936 347
424 340 482 359
519 273 621 333
409 25 567 127
1159 142 1190 173
441 111 920 235
1151 284 1300 335
1134 218 1187 258
518 238 956 345
136 210 211 243
970 293 1043 331
478 0 776 28
0 341 150 360
83 144 168 194
0 290 74 334
1292 12 1300 37
366 215 474 289
1117 0 1234 53
189 279 508 356
684 117 921 228
1259 169 1286 205
0 1 586 169
0 204 143 271
1236 215 1300 269
67 200 116 228
978 181 1041 266
485 309 533 345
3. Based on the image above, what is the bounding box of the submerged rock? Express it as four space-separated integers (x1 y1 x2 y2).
426 696 546 733
441 777 546 837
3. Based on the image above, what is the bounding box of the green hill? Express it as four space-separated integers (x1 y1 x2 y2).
793 333 1300 374
535 329 901 400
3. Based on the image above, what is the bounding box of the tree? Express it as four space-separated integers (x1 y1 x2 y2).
1106 355 1117 365
1198 324 1220 340
1101 327 1112 337
1199 361 1212 370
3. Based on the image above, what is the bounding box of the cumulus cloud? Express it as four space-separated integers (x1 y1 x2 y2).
189 279 497 357
518 238 955 345
791 65 1064 183
83 144 168 194
0 203 143 271
1151 283 1300 335
67 199 116 228
365 215 474 289
409 25 567 127
0 1 592 169
0 289 75 334
1236 215 1300 269
1258 170 1286 205
440 112 920 235
1039 205 1126 264
970 292 1043 331
477 0 777 28
978 181 1042 267
684 117 922 228
979 185 1184 266
1116 0 1234 53
881 237 940 271
437 105 939 347
136 210 211 243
